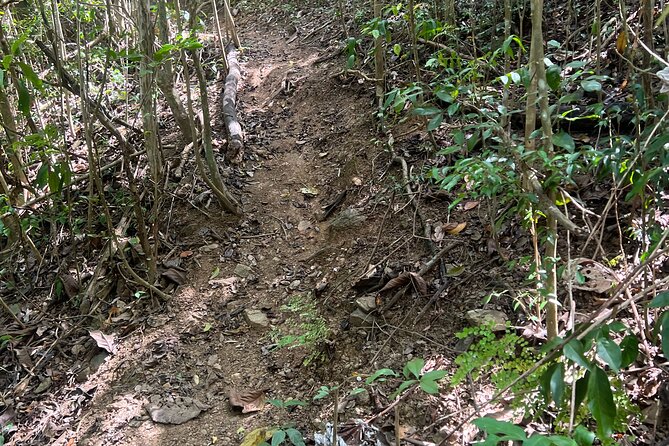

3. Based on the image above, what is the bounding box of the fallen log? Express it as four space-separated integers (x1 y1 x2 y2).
223 44 244 163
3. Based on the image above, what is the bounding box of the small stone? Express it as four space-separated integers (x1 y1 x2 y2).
329 208 366 231
466 309 508 332
355 296 377 313
289 280 301 290
353 388 370 405
234 264 254 278
244 309 270 329
349 309 376 327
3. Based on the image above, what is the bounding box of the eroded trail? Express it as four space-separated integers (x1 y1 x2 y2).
72 24 379 446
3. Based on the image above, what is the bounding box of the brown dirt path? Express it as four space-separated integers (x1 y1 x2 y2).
70 23 388 446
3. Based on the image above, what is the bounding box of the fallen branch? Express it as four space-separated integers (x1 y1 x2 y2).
223 44 244 163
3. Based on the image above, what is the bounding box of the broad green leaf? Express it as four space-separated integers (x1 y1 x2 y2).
17 62 42 90
435 89 453 104
573 425 595 446
447 102 460 116
16 79 31 116
596 338 622 372
551 131 575 151
413 107 440 116
419 378 440 394
393 43 401 56
649 291 669 308
472 417 527 440
587 366 616 437
48 168 61 194
403 358 424 379
427 113 443 131
549 362 565 407
620 335 639 368
581 79 601 92
35 164 49 189
547 435 578 446
421 370 447 382
574 373 589 409
365 368 397 385
563 339 590 370
271 430 286 446
285 428 305 446
546 64 562 91
661 311 669 360
390 379 417 399
524 435 552 446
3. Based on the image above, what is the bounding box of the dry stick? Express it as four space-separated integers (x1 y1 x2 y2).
0 294 25 328
437 240 669 445
210 0 229 71
332 387 339 446
222 0 240 48
394 405 401 446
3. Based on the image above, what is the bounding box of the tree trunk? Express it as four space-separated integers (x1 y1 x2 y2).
156 0 194 142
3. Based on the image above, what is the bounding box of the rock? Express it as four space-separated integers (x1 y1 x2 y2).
466 309 508 332
329 208 366 231
244 309 270 329
289 280 301 290
350 309 376 328
234 263 254 278
355 296 377 313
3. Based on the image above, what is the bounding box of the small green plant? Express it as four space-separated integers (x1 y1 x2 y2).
390 357 447 399
270 293 330 365
261 427 305 446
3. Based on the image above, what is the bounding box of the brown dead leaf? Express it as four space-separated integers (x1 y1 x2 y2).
89 330 117 354
60 273 80 299
162 267 187 285
378 272 427 296
616 30 627 54
463 201 479 211
443 222 467 235
229 389 265 413
179 250 193 258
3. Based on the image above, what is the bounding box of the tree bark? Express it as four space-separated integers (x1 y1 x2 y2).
223 44 244 164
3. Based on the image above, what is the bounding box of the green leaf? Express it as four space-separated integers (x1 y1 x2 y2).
271 429 286 446
587 366 616 437
447 102 460 116
16 79 31 116
550 362 565 407
581 79 601 92
35 164 49 189
365 368 397 385
393 43 401 56
427 113 443 131
419 378 440 394
649 291 669 308
546 64 562 91
17 62 42 90
620 335 638 368
563 339 591 370
472 417 527 440
551 131 575 151
285 428 305 446
596 338 622 372
391 379 417 399
413 107 440 116
421 370 447 382
573 425 595 446
524 435 552 446
661 311 669 360
435 90 453 104
574 373 589 409
547 435 577 446
346 54 355 69
403 358 425 379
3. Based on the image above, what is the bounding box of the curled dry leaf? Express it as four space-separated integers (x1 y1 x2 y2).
463 200 479 211
229 389 265 413
442 222 467 235
162 267 187 285
378 272 428 296
565 258 618 294
89 330 117 354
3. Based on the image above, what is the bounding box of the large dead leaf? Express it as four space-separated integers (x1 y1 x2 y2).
229 389 265 413
565 258 618 294
162 267 187 285
89 330 117 354
240 427 273 446
378 272 427 296
146 399 208 425
443 222 467 235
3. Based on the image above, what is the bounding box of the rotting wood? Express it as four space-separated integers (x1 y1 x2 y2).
223 44 244 163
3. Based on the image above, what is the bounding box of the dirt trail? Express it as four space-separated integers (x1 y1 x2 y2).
70 24 384 446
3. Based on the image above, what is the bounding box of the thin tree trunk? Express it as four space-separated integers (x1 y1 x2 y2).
156 0 194 142
373 0 385 127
